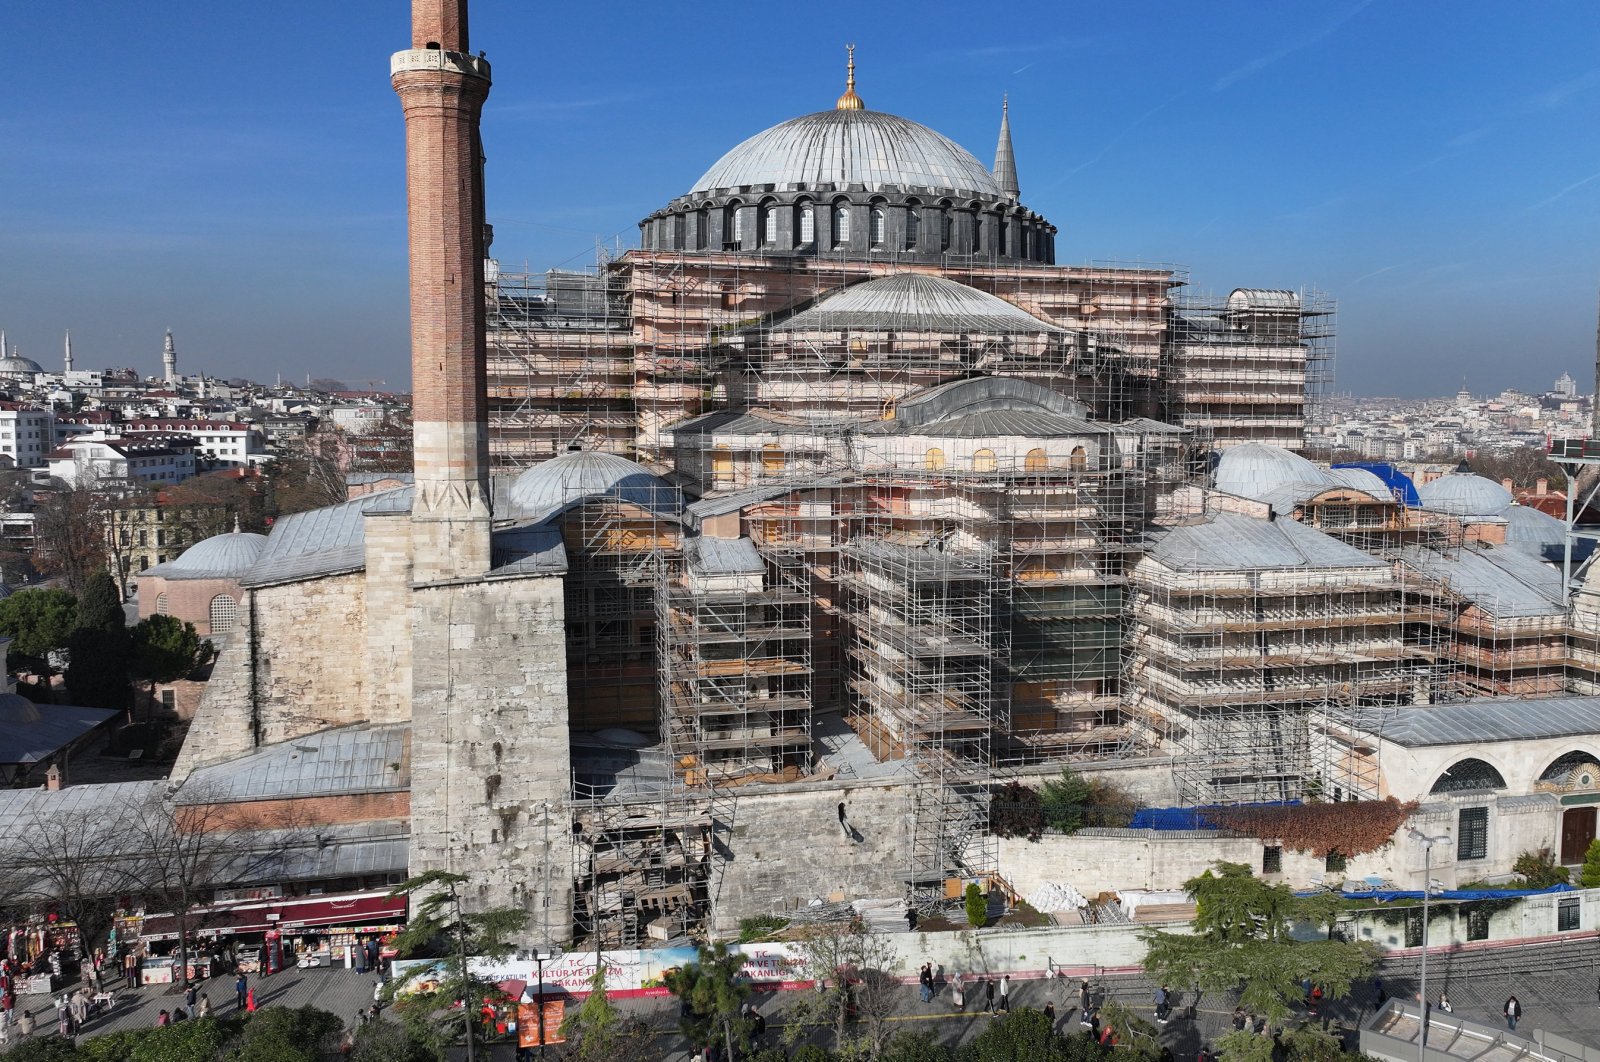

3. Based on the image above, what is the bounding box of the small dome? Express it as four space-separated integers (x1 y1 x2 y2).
691 109 1002 199
508 451 680 521
0 693 41 725
0 356 43 375
1213 442 1330 502
160 530 268 578
1417 473 1513 518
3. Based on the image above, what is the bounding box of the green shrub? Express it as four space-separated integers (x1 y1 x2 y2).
1514 850 1571 889
965 882 987 928
1584 839 1600 889
737 914 790 942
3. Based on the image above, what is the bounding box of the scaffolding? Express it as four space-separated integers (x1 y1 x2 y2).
1168 288 1335 454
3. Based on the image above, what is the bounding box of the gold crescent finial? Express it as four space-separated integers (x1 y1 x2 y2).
836 43 864 110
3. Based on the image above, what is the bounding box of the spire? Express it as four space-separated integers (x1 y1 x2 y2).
835 44 864 111
993 94 1020 199
64 330 72 374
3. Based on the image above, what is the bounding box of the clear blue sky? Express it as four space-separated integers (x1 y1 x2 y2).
3 1 1598 397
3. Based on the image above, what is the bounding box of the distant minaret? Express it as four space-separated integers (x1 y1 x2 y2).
392 0 494 581
993 94 1020 200
0 330 6 362
162 329 177 385
64 331 73 374
1592 281 1600 439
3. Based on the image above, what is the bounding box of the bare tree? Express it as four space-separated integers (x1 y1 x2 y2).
784 918 904 1056
32 482 116 596
11 803 134 958
119 784 300 987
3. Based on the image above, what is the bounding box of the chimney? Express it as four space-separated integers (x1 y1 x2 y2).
45 764 61 791
1537 477 1549 495
1501 478 1514 491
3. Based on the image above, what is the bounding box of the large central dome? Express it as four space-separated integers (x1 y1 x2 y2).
690 110 1002 199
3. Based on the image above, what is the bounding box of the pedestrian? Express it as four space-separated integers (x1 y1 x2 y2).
1044 1000 1056 1026
1438 992 1452 1014
172 1006 188 1023
983 977 996 1014
18 1008 34 1037
355 937 367 975
235 972 249 1010
246 987 257 1013
952 971 965 1012
1154 984 1170 1023
1505 995 1521 1031
373 977 384 1003
2 985 12 1028
156 1009 170 1027
184 983 197 1011
1308 984 1323 1016
919 962 933 1003
1372 978 1386 1009
751 1005 766 1042
999 974 1011 1013
1079 979 1091 1016
198 995 211 1019
1231 1007 1246 1032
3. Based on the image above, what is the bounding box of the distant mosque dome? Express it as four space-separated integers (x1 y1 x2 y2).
0 355 43 376
508 450 680 521
1213 442 1329 501
0 693 41 725
150 529 268 579
692 110 1002 200
1325 466 1393 500
1416 473 1513 518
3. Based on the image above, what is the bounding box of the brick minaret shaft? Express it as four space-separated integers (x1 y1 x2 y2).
392 0 493 582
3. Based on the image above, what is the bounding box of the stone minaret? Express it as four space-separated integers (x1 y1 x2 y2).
392 0 493 583
993 95 1020 200
64 331 73 374
162 329 178 385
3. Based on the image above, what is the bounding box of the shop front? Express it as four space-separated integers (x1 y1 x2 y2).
136 890 407 981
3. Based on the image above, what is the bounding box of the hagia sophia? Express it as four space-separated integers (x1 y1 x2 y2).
145 1 1600 951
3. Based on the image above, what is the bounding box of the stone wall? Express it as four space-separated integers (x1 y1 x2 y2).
408 573 572 933
363 512 413 725
172 573 370 778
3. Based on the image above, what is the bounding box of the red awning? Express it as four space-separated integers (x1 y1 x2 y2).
140 891 407 940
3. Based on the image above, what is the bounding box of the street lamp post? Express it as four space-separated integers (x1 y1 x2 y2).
527 947 563 1059
1408 827 1450 1062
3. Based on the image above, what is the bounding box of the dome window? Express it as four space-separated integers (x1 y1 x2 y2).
972 448 997 473
797 204 815 246
940 211 953 251
155 592 169 616
695 209 709 249
832 203 851 245
904 207 920 250
209 594 238 635
869 207 886 248
724 204 743 248
760 204 779 245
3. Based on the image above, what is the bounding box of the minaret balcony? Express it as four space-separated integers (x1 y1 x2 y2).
390 48 490 81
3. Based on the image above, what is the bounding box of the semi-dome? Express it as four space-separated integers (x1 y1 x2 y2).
1416 473 1513 518
1213 442 1330 502
1503 504 1568 561
691 110 1002 199
770 273 1065 335
508 451 680 521
0 693 41 725
1325 466 1393 499
149 530 269 579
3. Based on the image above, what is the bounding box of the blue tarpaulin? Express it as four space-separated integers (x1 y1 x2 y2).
1332 461 1421 507
1128 801 1301 831
1330 883 1576 902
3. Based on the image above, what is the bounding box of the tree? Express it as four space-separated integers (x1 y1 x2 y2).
264 446 346 518
965 883 987 928
1279 1021 1351 1061
663 942 751 1059
1141 861 1379 1023
957 1007 1105 1061
0 587 76 678
65 569 132 711
8 802 131 959
1214 1030 1274 1062
386 869 529 1061
350 1018 435 1062
784 918 903 1055
131 614 215 707
1581 839 1600 888
119 785 295 990
558 966 653 1061
879 1031 955 1062
32 483 114 597
161 470 268 535
1096 1001 1162 1058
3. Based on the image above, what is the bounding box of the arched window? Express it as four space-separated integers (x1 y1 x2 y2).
155 592 169 616
972 449 997 473
998 217 1010 254
760 203 779 245
904 200 920 250
940 210 953 251
924 447 947 471
1542 751 1600 786
209 594 238 634
724 203 743 246
1024 227 1034 259
1024 448 1050 472
1069 446 1088 471
672 212 686 248
870 206 886 247
973 212 984 253
1430 757 1507 794
761 444 785 475
797 203 815 245
832 202 851 244
696 208 709 248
